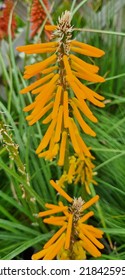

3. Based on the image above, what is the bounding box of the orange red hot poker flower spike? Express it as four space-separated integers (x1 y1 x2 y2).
0 0 16 40
17 11 105 165
32 180 104 260
30 0 51 39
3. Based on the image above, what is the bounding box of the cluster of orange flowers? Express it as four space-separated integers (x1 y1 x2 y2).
17 10 105 260
0 0 16 40
0 0 51 41
32 180 104 260
30 0 51 39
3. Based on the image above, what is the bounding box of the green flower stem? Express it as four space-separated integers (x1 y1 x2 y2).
0 121 47 232
73 28 125 37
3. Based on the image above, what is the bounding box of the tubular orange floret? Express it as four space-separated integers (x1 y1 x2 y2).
27 101 53 125
43 218 66 226
58 131 67 166
63 55 73 76
43 233 65 260
20 73 54 94
32 246 50 260
63 91 69 128
42 65 58 74
68 117 81 154
45 25 57 31
38 206 68 217
82 195 99 211
58 201 70 218
50 180 73 203
79 233 102 258
70 100 96 137
38 151 49 158
28 94 54 124
70 40 105 57
54 105 63 143
44 224 67 249
66 75 86 99
31 83 48 95
51 143 59 158
44 216 67 221
21 48 57 55
25 54 57 71
75 70 105 83
84 225 104 238
70 54 99 73
16 41 58 52
67 157 76 183
71 46 104 58
71 60 105 83
24 54 57 79
71 122 92 158
79 225 104 249
44 203 61 209
42 113 52 124
75 79 105 107
31 73 59 94
23 102 36 112
51 86 62 119
78 211 94 223
65 214 73 249
36 118 57 154
72 98 98 123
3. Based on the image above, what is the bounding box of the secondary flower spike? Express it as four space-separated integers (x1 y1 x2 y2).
17 11 105 164
0 0 17 40
32 180 104 260
30 0 51 39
